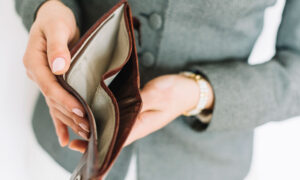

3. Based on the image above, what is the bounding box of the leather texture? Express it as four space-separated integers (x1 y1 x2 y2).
57 1 142 179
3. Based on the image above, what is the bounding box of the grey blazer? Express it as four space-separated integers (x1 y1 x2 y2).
15 0 300 179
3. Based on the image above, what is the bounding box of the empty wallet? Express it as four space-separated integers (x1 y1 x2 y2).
56 1 142 179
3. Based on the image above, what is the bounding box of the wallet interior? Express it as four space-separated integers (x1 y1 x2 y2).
64 5 129 167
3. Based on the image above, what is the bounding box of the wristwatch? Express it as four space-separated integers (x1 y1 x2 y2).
179 71 210 116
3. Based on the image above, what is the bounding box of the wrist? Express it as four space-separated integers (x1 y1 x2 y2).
179 72 214 116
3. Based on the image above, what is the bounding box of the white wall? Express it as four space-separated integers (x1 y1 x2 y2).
1 0 300 179
0 0 70 179
246 1 300 180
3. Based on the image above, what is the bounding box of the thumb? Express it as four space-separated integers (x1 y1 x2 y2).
124 110 169 146
45 26 72 75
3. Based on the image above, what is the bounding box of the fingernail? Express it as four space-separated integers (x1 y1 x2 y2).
52 57 66 73
78 131 88 140
69 146 79 152
58 138 63 147
69 145 83 153
72 108 84 117
79 123 89 132
68 145 76 151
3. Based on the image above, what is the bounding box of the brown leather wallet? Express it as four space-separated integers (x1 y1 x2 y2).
57 1 142 179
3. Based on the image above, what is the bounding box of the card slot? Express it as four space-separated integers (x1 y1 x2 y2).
65 5 127 106
87 6 130 170
61 2 141 179
90 83 118 170
106 54 141 159
88 57 137 172
63 3 133 174
105 8 130 73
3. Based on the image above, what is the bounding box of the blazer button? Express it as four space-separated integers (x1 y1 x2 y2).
148 13 162 30
141 52 155 67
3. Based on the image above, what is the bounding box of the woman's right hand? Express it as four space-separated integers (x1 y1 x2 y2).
23 0 89 150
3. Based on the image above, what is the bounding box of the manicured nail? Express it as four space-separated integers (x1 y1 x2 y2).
69 145 79 152
52 57 66 73
78 131 88 140
58 138 63 147
79 123 89 132
69 145 83 153
72 108 84 118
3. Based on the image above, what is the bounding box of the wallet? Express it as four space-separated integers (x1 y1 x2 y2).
57 1 142 179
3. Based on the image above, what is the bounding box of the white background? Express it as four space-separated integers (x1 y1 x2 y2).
1 0 300 179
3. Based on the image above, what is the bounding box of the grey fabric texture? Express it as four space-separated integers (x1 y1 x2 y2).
14 0 46 31
15 0 300 179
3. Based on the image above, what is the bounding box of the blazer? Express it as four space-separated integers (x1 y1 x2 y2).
15 0 300 179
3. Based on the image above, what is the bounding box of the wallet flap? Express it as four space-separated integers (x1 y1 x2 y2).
65 4 129 105
56 1 142 179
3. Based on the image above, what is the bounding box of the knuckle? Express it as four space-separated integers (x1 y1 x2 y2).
57 95 73 111
60 94 78 111
41 82 58 97
47 41 64 53
72 115 80 124
71 124 80 133
58 94 69 105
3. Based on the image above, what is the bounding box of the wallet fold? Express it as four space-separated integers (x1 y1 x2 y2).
57 1 142 179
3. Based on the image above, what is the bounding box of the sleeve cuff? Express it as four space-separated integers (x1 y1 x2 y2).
196 109 213 124
16 0 46 31
189 60 265 132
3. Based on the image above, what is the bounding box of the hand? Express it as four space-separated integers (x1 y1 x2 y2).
69 74 214 153
124 74 214 146
23 0 89 147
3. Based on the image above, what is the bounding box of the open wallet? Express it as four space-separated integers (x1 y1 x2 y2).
56 1 142 179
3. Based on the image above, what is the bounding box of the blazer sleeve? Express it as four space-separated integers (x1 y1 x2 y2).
189 0 300 132
14 0 81 31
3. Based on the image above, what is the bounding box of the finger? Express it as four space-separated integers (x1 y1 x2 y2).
51 107 89 140
47 98 89 132
45 23 72 75
69 139 88 153
49 109 69 147
32 65 86 119
124 110 169 146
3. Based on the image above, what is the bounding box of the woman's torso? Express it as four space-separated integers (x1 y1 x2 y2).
32 0 277 179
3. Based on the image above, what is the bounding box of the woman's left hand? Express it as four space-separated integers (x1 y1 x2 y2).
124 74 214 146
69 74 214 152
